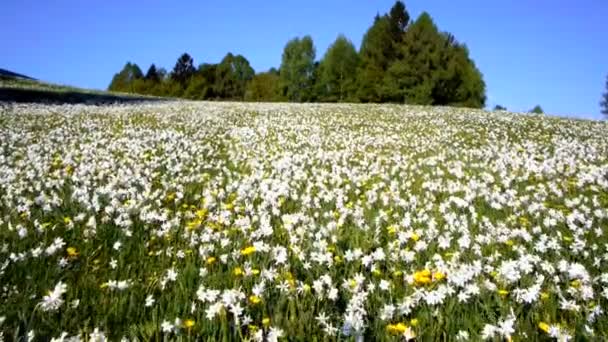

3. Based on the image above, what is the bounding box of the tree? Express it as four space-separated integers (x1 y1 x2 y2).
108 62 144 92
494 105 507 111
388 1 410 45
601 75 608 116
171 53 195 87
145 64 160 83
197 63 218 99
355 2 410 103
383 12 443 104
530 105 544 114
279 36 316 102
245 71 282 101
356 15 394 102
383 12 486 107
215 53 255 100
317 35 359 102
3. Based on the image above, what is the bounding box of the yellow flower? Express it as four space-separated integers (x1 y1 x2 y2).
240 246 256 256
540 292 550 300
334 255 342 263
206 256 216 265
505 239 514 246
411 233 420 242
413 269 432 286
392 270 403 277
387 225 397 235
372 269 382 277
183 319 195 328
410 319 419 327
262 318 270 327
63 217 72 224
251 269 260 275
433 271 446 282
248 325 258 332
233 267 244 276
249 295 262 304
498 289 509 297
66 247 79 257
571 279 581 288
186 219 202 231
538 322 550 333
386 323 408 335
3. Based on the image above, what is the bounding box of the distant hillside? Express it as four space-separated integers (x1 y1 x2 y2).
0 71 170 105
0 68 35 80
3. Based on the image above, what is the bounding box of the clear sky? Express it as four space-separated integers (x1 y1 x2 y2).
2 1 607 119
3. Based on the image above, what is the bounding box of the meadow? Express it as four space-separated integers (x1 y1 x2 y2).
1 101 608 341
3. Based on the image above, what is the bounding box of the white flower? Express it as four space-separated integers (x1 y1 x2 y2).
267 327 284 342
456 330 470 341
40 282 67 311
89 328 106 342
481 324 497 340
161 320 174 333
145 295 155 307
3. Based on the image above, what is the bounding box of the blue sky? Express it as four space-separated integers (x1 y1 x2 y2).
2 1 607 119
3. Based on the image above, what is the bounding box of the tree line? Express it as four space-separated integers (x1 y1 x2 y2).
109 1 487 108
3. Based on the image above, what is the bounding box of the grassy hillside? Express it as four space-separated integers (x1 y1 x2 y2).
0 101 607 340
0 75 167 104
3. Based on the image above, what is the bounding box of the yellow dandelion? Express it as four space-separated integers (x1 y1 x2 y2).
183 319 195 328
66 247 79 257
233 267 244 276
249 295 262 304
498 289 509 297
386 323 408 335
262 318 270 327
538 322 550 333
206 256 216 265
413 269 432 286
240 246 256 256
433 271 446 282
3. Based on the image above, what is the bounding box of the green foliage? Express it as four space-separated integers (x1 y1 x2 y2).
105 1 486 108
279 36 316 102
530 105 544 114
215 53 255 100
317 35 359 102
383 13 486 108
144 64 160 83
244 71 282 101
108 62 144 92
170 53 195 88
601 74 608 116
356 16 394 102
494 105 507 111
